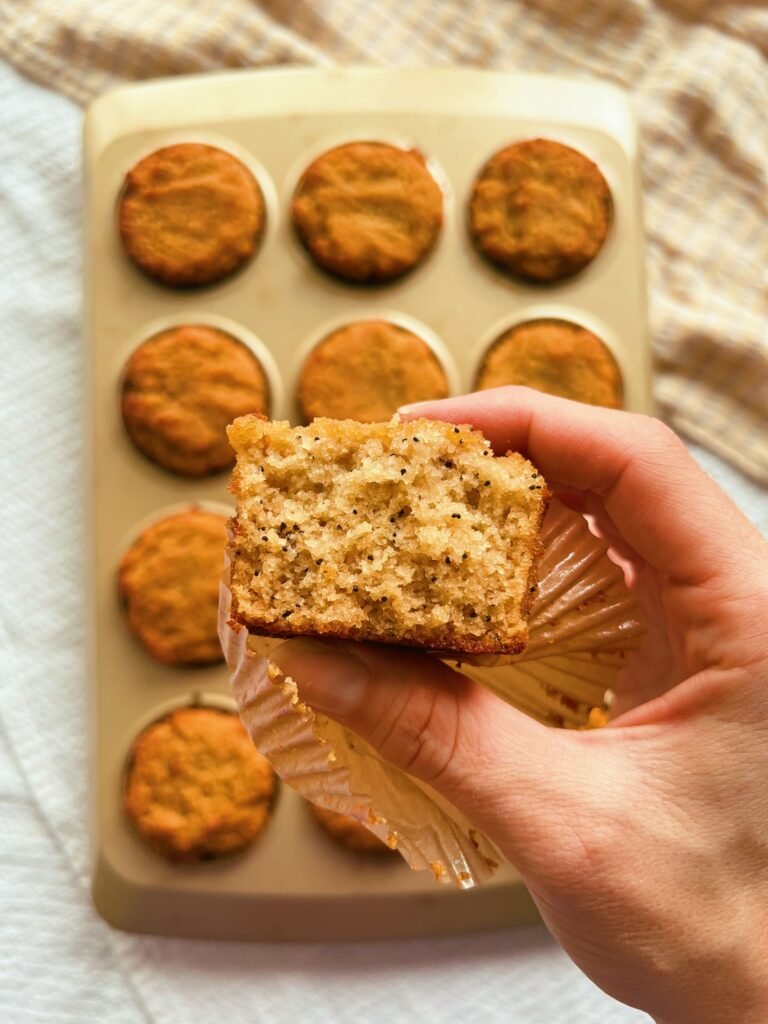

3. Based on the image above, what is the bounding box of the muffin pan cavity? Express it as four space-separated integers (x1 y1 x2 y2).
123 703 277 864
121 324 271 476
291 140 444 284
117 142 268 287
468 138 613 283
84 67 651 941
296 318 451 423
475 317 624 409
116 504 229 666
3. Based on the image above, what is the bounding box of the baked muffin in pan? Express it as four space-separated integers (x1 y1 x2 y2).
124 707 276 863
118 508 227 666
118 143 265 287
469 138 612 282
121 324 270 477
475 318 623 409
297 319 449 422
292 141 443 283
309 802 395 856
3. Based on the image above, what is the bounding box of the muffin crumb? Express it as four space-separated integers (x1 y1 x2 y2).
227 416 549 656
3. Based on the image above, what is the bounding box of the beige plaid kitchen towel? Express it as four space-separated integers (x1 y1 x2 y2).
1 0 766 481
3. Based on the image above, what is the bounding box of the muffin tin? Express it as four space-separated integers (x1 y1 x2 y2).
84 66 651 941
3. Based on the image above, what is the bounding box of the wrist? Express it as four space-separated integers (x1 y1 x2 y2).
656 1012 768 1024
653 976 768 1024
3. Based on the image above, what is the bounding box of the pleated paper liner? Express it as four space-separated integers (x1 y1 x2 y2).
219 500 645 888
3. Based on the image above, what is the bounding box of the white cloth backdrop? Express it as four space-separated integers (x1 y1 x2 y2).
1 57 767 1024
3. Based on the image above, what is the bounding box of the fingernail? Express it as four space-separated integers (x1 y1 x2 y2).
397 401 430 415
269 638 370 716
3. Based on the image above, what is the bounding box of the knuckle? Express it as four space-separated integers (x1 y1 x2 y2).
643 416 683 453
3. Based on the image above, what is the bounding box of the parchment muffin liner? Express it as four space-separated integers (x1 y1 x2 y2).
219 500 645 888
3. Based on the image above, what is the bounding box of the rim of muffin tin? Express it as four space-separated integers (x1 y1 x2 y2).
115 313 284 464
119 689 283 868
112 130 280 291
289 308 462 423
471 304 628 401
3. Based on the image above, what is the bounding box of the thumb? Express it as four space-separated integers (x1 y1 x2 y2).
269 637 595 870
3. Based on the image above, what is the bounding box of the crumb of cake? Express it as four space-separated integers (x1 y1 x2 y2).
586 707 609 729
227 416 549 656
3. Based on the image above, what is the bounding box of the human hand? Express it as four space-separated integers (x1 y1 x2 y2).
271 387 768 1024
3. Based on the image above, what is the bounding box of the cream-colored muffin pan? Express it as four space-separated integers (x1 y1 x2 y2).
83 67 650 941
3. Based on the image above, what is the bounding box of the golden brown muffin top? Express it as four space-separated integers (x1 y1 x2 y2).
291 142 443 283
297 319 449 422
469 138 612 282
117 508 227 666
476 318 624 409
121 324 270 477
118 143 265 287
310 802 394 856
124 707 275 863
